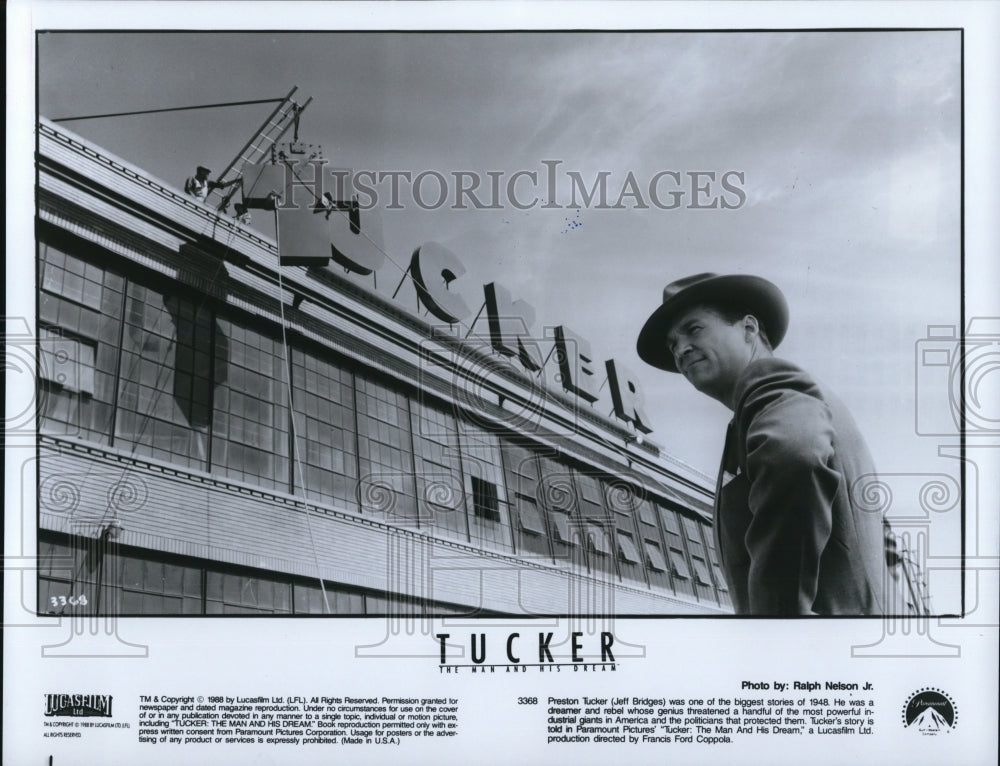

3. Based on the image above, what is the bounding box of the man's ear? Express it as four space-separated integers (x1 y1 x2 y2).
742 315 760 340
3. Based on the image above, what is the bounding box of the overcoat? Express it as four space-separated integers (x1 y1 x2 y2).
714 357 892 615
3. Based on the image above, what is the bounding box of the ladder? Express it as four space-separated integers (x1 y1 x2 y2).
207 85 313 212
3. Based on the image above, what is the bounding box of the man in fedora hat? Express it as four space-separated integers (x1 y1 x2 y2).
637 273 896 615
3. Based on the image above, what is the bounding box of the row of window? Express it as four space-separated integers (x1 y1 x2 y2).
38 533 479 616
37 237 729 608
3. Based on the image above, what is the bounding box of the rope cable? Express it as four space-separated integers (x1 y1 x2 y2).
51 98 287 124
272 206 333 615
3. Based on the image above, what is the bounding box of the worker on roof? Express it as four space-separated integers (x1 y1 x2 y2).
184 165 241 202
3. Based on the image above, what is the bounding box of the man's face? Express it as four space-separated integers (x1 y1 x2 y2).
665 306 755 402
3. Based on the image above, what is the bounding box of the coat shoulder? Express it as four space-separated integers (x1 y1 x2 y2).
732 357 823 414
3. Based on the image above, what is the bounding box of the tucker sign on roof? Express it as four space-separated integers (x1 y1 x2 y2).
242 144 653 436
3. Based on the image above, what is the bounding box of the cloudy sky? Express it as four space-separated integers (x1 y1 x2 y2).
36 29 964 604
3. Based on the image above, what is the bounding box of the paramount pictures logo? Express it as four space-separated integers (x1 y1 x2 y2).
44 694 114 718
901 689 956 735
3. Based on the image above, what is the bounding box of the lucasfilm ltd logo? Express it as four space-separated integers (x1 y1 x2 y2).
44 694 114 718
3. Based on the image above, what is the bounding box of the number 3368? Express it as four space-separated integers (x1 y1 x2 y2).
50 594 88 607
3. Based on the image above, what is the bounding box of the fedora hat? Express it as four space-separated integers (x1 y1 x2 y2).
636 273 788 372
196 165 212 176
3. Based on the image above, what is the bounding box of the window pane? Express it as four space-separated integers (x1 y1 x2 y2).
618 533 642 564
550 512 573 544
291 348 357 510
575 472 607 519
518 500 546 535
471 477 501 522
458 417 513 552
712 565 729 592
588 524 612 555
410 399 466 540
109 552 202 615
211 317 288 489
644 540 668 572
38 331 96 395
692 557 713 585
205 569 291 614
659 506 682 535
668 547 692 579
37 244 121 443
356 376 416 521
538 462 577 514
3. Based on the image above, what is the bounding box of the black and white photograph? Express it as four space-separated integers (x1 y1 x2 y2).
5 3 999 765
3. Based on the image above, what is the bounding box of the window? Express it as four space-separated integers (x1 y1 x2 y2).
607 491 648 585
682 515 704 543
575 472 607 520
291 348 358 510
668 547 692 579
362 592 422 616
712 565 729 592
588 523 612 555
518 499 546 535
37 536 96 615
206 571 292 614
629 497 666 589
704 527 729 601
458 418 513 552
40 533 486 616
293 582 365 614
38 243 122 443
617 532 642 565
644 540 668 572
658 504 696 596
539 473 577 514
661 507 683 535
356 375 417 521
549 512 574 545
471 476 500 522
691 557 713 586
636 497 658 526
38 330 96 395
117 555 202 615
411 400 466 539
681 515 716 597
38 534 207 616
500 440 549 558
211 318 289 489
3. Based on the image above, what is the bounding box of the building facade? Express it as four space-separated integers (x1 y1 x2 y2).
35 116 734 616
